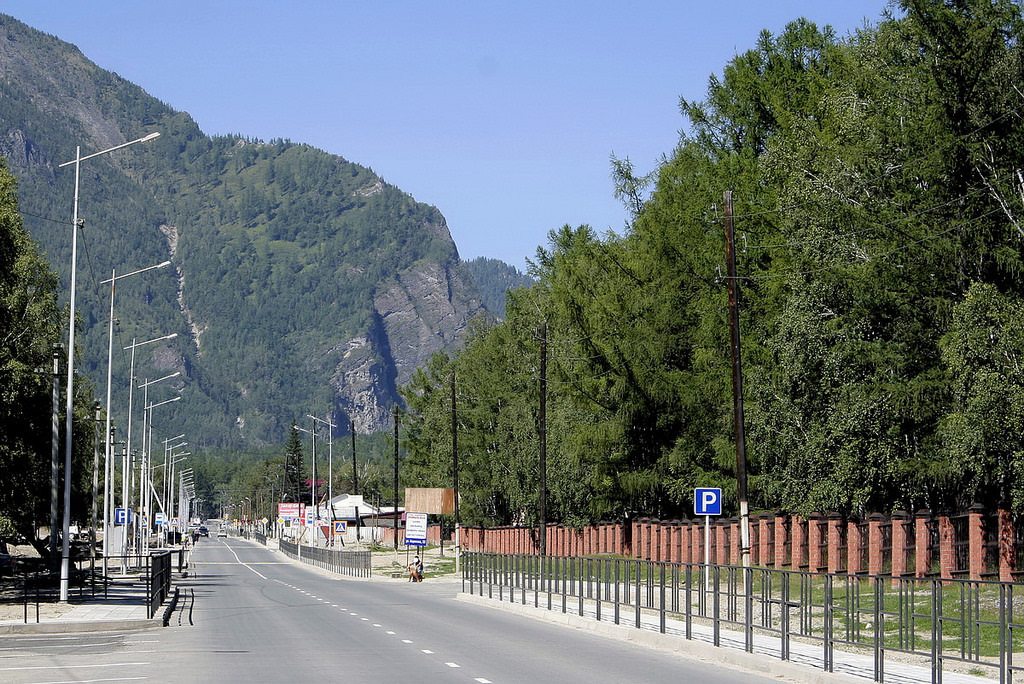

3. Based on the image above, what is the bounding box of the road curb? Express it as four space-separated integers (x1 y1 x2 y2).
0 617 163 635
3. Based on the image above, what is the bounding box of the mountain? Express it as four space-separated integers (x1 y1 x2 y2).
462 257 535 319
0 14 485 446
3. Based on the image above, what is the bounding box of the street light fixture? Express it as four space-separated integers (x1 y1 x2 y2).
99 260 172 558
57 130 160 601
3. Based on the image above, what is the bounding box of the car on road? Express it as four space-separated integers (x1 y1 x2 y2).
198 526 209 537
216 528 227 538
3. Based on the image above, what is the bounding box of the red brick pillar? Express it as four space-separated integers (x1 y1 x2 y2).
672 523 682 564
654 522 664 562
808 514 823 573
827 513 844 574
968 504 985 581
999 509 1015 583
867 513 885 576
847 520 863 575
758 515 771 566
938 515 955 580
791 516 805 571
712 521 723 565
692 521 704 566
730 519 741 566
774 512 787 569
890 512 909 578
915 511 932 577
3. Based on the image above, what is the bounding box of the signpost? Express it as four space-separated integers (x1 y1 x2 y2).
405 512 428 547
694 488 722 593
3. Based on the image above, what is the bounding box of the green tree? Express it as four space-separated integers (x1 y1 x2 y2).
283 425 306 504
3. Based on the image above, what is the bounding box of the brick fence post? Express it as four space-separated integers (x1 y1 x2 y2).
807 514 823 573
847 519 863 575
999 508 1015 583
757 514 770 566
730 519 741 566
867 513 885 576
790 515 806 572
968 504 985 581
938 515 955 580
774 512 788 569
827 513 844 574
915 510 932 577
890 511 909 579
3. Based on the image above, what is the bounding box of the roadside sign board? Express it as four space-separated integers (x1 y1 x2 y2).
278 503 301 518
333 521 348 535
170 516 181 529
155 512 166 527
114 507 131 525
694 488 722 516
405 512 428 547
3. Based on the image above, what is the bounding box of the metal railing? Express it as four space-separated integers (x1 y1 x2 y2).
278 539 371 578
1 553 177 623
462 552 1024 683
148 551 172 618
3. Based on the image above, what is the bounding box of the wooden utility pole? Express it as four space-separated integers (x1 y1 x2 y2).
350 419 358 496
393 409 399 551
451 370 460 570
724 190 751 570
538 321 547 557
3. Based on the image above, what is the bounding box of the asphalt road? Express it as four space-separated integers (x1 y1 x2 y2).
0 538 782 683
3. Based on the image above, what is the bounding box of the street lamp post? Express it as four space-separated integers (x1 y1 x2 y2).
57 131 160 601
100 260 171 558
294 424 315 545
308 415 335 540
141 394 180 553
121 333 177 561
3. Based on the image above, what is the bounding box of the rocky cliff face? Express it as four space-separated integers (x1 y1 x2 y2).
332 260 483 433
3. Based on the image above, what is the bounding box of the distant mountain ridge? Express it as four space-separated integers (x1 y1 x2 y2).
0 14 494 445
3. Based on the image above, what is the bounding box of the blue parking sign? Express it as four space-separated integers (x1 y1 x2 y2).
114 507 131 525
694 488 722 516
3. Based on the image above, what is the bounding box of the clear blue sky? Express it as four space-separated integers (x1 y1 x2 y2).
4 1 889 269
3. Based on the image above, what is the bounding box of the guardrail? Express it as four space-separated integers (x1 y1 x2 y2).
462 552 1024 683
278 539 371 578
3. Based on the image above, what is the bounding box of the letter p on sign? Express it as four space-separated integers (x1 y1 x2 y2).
694 488 722 516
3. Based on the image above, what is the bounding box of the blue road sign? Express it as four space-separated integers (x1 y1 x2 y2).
114 507 131 525
333 521 348 535
694 488 722 516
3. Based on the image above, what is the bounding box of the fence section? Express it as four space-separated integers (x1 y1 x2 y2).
462 551 1024 684
278 539 371 578
463 507 1020 582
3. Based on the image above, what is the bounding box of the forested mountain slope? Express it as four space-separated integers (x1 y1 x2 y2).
0 14 485 446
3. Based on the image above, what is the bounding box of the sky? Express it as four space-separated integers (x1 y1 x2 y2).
4 1 890 270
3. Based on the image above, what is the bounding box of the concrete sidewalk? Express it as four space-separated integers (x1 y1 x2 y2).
0 571 168 634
